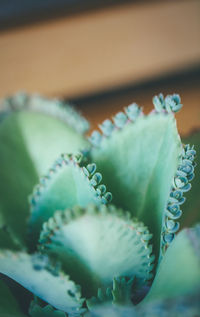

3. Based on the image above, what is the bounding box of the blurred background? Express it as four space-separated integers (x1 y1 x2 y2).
0 0 199 133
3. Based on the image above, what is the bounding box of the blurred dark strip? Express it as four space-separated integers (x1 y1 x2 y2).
0 0 154 31
71 66 200 135
69 66 200 106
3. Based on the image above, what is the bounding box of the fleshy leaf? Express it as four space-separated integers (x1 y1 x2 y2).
87 287 113 310
0 225 22 250
87 277 135 309
144 225 200 303
29 154 111 246
0 209 23 250
112 277 135 305
0 93 89 245
90 107 181 257
0 251 84 314
29 299 66 317
86 289 200 317
0 115 38 245
39 204 154 298
181 130 200 226
0 278 26 317
0 92 89 134
85 303 136 317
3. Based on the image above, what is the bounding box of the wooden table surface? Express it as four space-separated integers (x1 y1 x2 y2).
0 0 199 99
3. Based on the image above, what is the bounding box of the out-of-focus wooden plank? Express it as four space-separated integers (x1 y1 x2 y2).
0 0 199 99
0 0 142 30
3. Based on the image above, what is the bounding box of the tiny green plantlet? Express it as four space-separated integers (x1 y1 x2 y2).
0 92 199 317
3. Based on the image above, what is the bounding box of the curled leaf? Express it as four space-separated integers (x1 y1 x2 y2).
39 204 154 298
29 154 111 246
90 110 181 259
0 251 84 314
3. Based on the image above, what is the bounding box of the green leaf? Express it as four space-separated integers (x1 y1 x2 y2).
86 289 200 317
90 111 181 257
85 303 136 317
0 115 38 245
29 299 66 317
87 277 135 309
29 154 111 246
0 92 90 135
0 251 84 315
112 277 135 305
144 225 200 303
0 95 89 245
181 130 200 226
10 110 89 176
0 225 22 250
87 287 113 310
39 204 154 298
0 278 26 317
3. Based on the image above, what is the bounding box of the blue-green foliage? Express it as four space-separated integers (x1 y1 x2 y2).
0 93 199 317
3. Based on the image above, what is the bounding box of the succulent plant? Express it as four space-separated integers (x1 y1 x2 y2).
0 92 199 317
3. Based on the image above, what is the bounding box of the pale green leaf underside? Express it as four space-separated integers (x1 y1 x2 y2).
0 110 88 245
40 205 154 298
0 279 26 317
0 251 83 314
16 111 89 175
29 158 104 245
91 113 181 256
144 225 200 303
22 93 90 134
181 131 200 226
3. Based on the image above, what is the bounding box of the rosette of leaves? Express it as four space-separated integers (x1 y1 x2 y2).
0 92 199 317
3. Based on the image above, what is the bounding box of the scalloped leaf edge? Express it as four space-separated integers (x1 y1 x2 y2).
0 92 89 134
160 143 196 257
